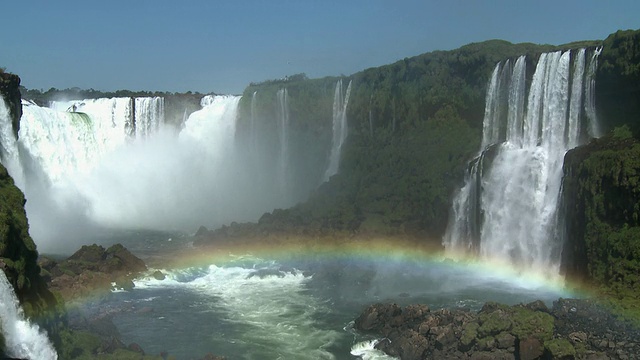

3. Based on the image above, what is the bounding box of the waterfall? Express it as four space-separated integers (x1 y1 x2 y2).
250 91 258 155
0 271 58 359
134 97 165 139
0 96 24 187
585 47 602 138
443 48 601 276
277 88 290 197
322 79 352 182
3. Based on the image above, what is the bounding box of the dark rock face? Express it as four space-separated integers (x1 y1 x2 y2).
40 243 147 300
0 164 59 334
0 71 22 137
354 299 640 360
560 135 640 301
597 29 640 136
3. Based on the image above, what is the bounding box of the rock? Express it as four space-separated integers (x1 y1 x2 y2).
476 336 496 351
519 337 544 360
432 325 456 350
44 243 147 301
392 329 429 360
545 338 576 359
195 225 209 237
354 303 402 334
524 300 549 313
569 331 588 343
152 270 166 280
470 350 515 360
458 322 479 352
200 354 227 360
496 332 516 349
478 309 512 338
127 342 145 354
354 299 640 360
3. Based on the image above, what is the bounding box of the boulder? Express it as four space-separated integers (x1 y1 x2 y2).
519 337 544 360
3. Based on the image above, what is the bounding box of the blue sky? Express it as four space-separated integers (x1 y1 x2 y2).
1 1 638 94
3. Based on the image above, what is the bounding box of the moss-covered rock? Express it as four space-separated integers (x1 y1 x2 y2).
0 162 60 332
459 321 479 351
561 134 640 319
42 243 147 301
545 338 576 359
509 307 555 342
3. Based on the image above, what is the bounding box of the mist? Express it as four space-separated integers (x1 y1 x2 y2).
10 95 306 254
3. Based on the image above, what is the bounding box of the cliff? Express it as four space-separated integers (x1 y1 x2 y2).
0 72 60 355
596 29 640 135
196 39 598 247
560 133 640 314
0 70 21 138
557 29 640 318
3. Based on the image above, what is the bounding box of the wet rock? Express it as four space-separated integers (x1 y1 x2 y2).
496 332 516 349
355 303 402 334
545 338 576 359
393 329 429 360
519 337 544 360
152 270 166 280
127 342 145 354
354 299 640 360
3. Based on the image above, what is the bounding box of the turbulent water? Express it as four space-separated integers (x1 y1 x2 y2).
0 270 57 359
77 231 571 360
444 48 601 276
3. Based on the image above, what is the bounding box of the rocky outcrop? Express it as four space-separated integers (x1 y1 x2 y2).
40 243 147 301
0 70 22 137
0 164 59 331
560 134 640 318
355 299 640 360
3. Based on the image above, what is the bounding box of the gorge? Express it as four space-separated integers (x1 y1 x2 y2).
0 28 639 359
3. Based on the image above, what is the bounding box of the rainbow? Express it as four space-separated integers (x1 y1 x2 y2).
143 235 580 299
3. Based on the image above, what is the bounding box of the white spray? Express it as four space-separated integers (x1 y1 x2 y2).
0 270 58 359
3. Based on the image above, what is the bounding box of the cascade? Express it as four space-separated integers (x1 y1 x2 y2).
584 47 602 138
0 271 58 359
443 48 601 276
0 96 24 186
322 79 352 182
250 91 257 155
134 97 165 139
4 95 273 251
276 88 290 197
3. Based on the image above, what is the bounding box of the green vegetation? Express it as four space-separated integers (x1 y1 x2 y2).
239 39 585 242
545 338 576 359
597 29 640 135
562 132 640 322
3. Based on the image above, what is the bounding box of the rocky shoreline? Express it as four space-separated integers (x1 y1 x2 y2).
39 242 640 360
354 299 640 360
37 243 227 360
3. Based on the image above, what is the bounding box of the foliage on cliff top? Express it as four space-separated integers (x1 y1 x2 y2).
237 39 587 240
597 29 640 136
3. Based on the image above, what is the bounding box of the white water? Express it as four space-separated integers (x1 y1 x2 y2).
444 49 601 276
0 97 24 186
134 262 341 359
277 88 291 201
2 95 293 252
350 339 397 360
322 79 352 182
585 47 602 138
0 271 57 359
